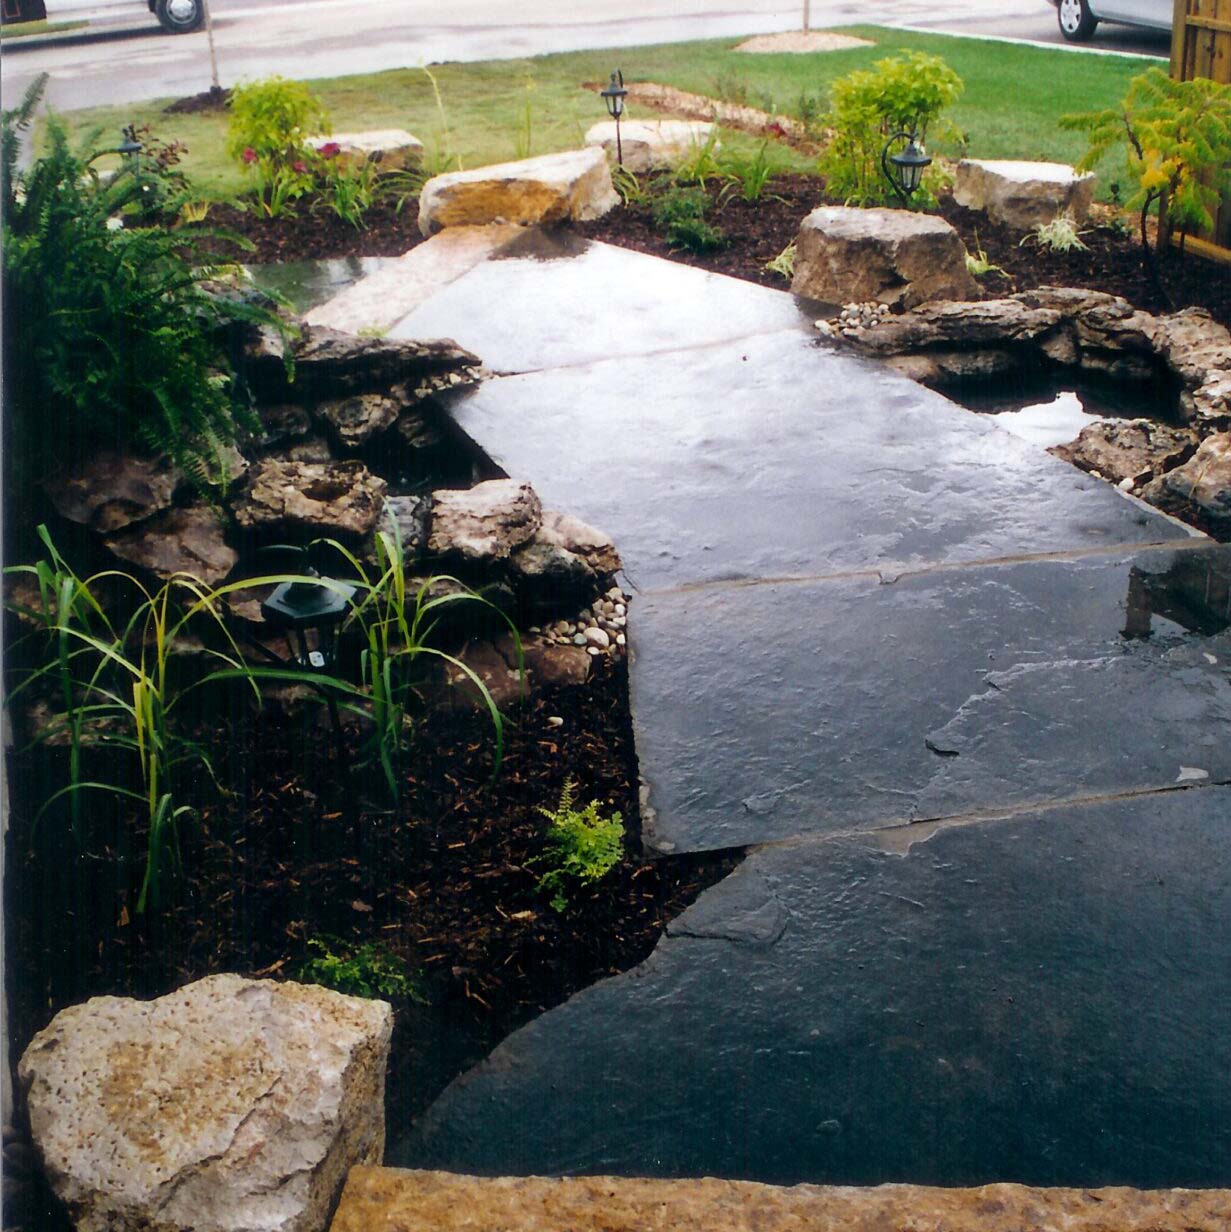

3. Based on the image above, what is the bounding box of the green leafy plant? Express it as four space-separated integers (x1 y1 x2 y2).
1020 211 1089 253
612 163 653 207
965 234 1008 276
673 129 725 189
3 527 274 911
323 528 520 805
419 66 462 176
312 142 376 228
2 77 281 491
794 90 826 141
513 74 536 160
298 935 423 1000
226 75 330 217
531 779 624 912
713 71 751 106
652 184 725 251
764 241 796 279
1060 67 1231 286
819 51 963 208
718 139 785 202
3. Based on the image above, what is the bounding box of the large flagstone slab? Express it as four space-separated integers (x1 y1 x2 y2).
393 786 1231 1189
387 236 812 374
443 329 1197 592
633 543 1231 852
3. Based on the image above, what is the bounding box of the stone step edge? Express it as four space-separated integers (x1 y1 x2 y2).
329 1167 1230 1231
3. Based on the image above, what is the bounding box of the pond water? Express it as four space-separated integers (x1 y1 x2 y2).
244 256 392 316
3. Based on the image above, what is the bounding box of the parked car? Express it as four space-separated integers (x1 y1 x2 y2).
41 0 203 33
1050 0 1171 42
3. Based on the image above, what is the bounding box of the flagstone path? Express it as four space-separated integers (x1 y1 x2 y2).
318 231 1231 1188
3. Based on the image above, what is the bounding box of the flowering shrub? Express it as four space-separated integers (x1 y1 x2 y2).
226 75 329 217
310 141 377 228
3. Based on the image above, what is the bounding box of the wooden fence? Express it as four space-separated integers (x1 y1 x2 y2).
1170 0 1231 260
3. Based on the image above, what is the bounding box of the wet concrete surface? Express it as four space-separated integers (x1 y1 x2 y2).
390 235 813 375
633 545 1231 851
314 234 1231 1188
245 256 391 316
395 786 1231 1187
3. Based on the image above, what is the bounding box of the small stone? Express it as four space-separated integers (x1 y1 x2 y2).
547 716 564 727
583 626 611 650
615 603 626 616
616 633 626 647
587 646 601 657
573 633 587 646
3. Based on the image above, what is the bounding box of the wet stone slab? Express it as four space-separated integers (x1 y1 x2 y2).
387 235 812 374
441 329 1195 593
634 544 1231 852
392 785 1231 1189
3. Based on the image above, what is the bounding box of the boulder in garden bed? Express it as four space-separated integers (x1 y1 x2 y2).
428 479 542 561
584 119 717 173
17 974 392 1232
418 148 619 237
1142 433 1231 536
232 459 387 539
1049 420 1200 489
104 503 238 587
954 159 1096 231
305 129 424 172
43 450 183 534
792 207 978 310
317 391 403 449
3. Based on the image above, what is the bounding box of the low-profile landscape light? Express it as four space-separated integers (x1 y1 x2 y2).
261 573 356 670
117 125 143 159
600 69 628 166
881 131 932 205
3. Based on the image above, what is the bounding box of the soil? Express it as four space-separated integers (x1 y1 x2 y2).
200 172 1231 328
4 658 739 1229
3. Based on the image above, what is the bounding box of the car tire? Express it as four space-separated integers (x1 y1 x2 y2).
155 0 204 33
1057 0 1098 41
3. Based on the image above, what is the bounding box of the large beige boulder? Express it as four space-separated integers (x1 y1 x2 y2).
584 120 716 173
792 207 977 310
955 159 1096 231
428 478 542 561
1049 419 1199 489
18 975 392 1232
232 459 387 538
418 149 619 236
305 129 423 172
1142 432 1231 535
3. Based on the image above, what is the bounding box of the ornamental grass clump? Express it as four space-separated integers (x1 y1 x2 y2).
819 51 963 208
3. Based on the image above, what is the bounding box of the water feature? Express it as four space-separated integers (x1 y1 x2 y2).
245 256 392 316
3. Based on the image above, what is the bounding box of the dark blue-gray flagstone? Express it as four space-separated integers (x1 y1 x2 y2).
394 787 1231 1188
633 545 1231 852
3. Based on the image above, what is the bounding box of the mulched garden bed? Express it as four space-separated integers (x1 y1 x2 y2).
4 658 739 1230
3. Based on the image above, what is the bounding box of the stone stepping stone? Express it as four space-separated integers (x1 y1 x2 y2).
388 236 809 373
632 543 1231 851
584 119 716 172
955 159 1096 231
417 148 619 237
392 785 1231 1187
440 327 1195 592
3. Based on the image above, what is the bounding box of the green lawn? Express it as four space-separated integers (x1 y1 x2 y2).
54 27 1151 202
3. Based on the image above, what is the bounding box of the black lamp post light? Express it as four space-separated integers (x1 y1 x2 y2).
261 570 356 671
880 128 933 207
600 69 628 167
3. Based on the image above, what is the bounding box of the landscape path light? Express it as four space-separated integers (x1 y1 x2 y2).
881 129 932 207
261 568 356 672
601 69 628 167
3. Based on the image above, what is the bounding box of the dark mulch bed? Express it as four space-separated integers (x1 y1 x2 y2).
5 659 738 1229
203 198 429 264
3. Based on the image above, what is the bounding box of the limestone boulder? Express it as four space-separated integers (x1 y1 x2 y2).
509 541 597 613
256 404 314 450
305 129 423 172
418 149 619 237
317 391 402 449
537 510 621 577
428 479 542 561
370 494 430 563
584 120 716 173
104 504 238 587
1050 419 1200 488
44 451 182 534
792 207 977 309
232 459 387 539
1142 432 1231 535
242 324 480 402
954 159 1095 231
18 974 392 1232
521 642 592 688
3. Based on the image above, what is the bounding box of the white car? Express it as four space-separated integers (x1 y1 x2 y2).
43 0 204 33
1051 0 1171 42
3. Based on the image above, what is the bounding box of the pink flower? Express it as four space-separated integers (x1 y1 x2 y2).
292 160 308 174
767 122 787 138
241 146 257 164
319 142 341 159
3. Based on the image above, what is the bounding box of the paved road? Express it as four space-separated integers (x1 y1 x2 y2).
1 0 1167 112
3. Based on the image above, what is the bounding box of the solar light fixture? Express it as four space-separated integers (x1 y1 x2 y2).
261 571 355 671
116 126 143 159
600 69 628 166
881 130 932 206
